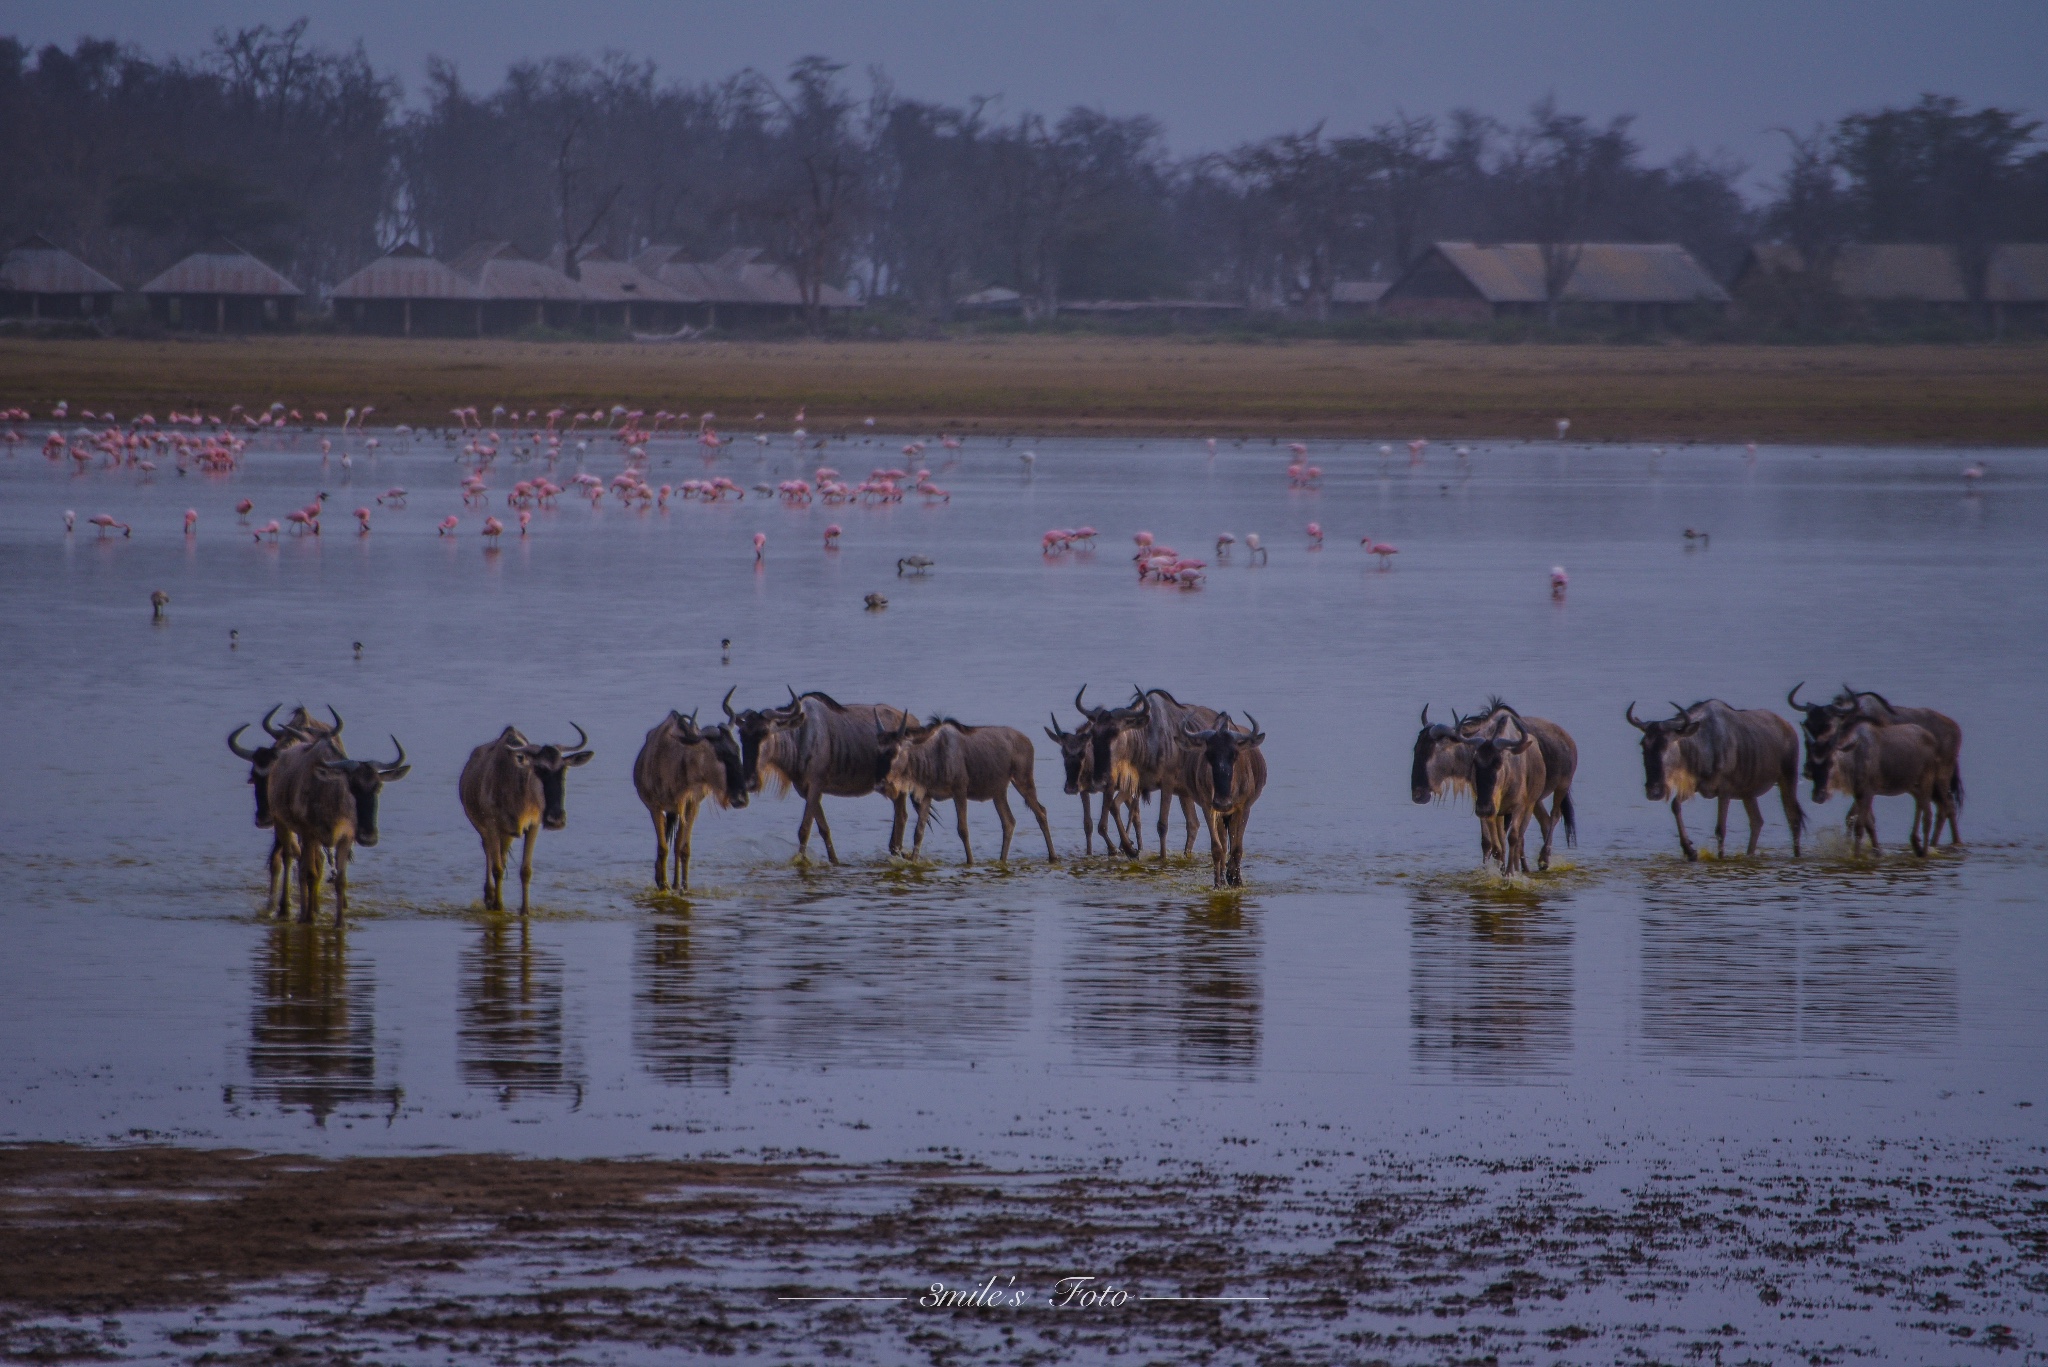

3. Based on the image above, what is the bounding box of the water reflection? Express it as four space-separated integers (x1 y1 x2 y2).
1408 885 1574 1078
1061 896 1262 1079
242 923 400 1122
458 921 582 1103
634 913 737 1087
1640 865 1957 1066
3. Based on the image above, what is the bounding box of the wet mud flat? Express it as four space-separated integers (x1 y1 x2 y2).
2 1140 2042 1365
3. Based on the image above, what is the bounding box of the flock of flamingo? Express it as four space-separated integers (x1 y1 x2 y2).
9 396 1995 601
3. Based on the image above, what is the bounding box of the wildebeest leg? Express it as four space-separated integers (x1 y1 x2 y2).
1206 807 1227 887
887 795 908 857
1155 792 1172 860
296 842 324 923
1019 780 1058 862
1532 802 1557 871
1671 798 1697 861
1852 797 1878 854
993 789 1017 861
1079 791 1095 855
331 839 352 919
1741 796 1765 857
1777 779 1805 857
1909 791 1930 857
956 796 974 864
1115 796 1139 856
1227 806 1250 886
518 825 537 914
677 799 699 889
1713 797 1732 858
272 834 294 918
650 810 672 890
1181 794 1200 855
911 795 933 859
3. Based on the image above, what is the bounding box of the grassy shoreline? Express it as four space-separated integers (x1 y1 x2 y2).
5 335 2046 444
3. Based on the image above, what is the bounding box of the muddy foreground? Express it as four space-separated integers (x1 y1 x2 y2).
1 1141 2039 1363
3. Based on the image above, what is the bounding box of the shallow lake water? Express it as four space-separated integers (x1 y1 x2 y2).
1 425 2043 1362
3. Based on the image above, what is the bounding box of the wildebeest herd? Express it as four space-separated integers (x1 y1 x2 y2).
227 682 1960 921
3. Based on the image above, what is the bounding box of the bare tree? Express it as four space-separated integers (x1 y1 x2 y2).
1506 97 1635 324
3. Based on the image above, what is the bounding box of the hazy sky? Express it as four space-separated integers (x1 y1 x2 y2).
12 0 2047 190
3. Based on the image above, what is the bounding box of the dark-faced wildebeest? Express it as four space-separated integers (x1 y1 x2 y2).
1788 683 1964 846
727 688 917 863
459 724 594 912
1410 699 1578 869
229 704 344 916
1176 712 1268 887
267 730 411 920
634 710 749 890
1627 699 1805 860
877 717 1057 864
1047 688 1140 855
1464 712 1550 876
1809 718 1951 857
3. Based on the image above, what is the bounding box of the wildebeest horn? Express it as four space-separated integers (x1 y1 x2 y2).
327 707 344 737
562 722 589 753
1420 704 1430 726
787 685 801 707
722 686 738 722
1243 712 1265 744
1625 701 1648 731
381 736 407 772
260 703 286 739
1668 701 1687 720
1787 681 1809 711
1075 684 1091 715
228 724 259 760
1048 711 1067 737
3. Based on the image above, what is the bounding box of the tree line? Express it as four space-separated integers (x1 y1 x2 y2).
4 23 2045 326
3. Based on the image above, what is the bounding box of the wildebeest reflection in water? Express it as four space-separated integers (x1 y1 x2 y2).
459 921 581 1105
1638 867 1958 1068
239 922 400 1124
1408 887 1574 1078
1060 898 1261 1078
634 914 739 1088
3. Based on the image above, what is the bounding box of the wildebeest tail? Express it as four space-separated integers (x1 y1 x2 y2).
1557 788 1577 848
1951 765 1964 811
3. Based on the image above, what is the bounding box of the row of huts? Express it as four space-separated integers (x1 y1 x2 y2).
0 236 857 334
8 234 2048 332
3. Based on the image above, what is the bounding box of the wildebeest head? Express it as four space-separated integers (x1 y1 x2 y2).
1409 704 1467 804
318 736 411 845
1045 712 1093 794
723 686 803 792
1074 685 1144 780
1786 681 1840 749
675 711 749 809
1182 712 1264 804
1468 717 1534 817
1627 701 1700 802
505 723 594 829
229 710 292 828
871 710 925 791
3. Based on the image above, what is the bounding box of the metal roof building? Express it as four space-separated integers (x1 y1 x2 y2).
552 246 693 333
634 244 858 324
1 235 123 319
1383 242 1729 321
446 241 587 332
1734 242 2048 307
138 239 302 331
1330 280 1391 313
329 243 481 336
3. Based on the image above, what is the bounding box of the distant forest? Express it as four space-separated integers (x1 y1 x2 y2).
4 22 2046 319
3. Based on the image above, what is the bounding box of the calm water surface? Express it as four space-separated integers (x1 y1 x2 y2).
1 428 2043 1359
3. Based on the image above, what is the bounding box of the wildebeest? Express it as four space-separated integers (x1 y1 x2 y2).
1090 686 1210 859
1410 699 1579 870
267 728 411 920
1464 712 1549 876
228 704 342 916
1789 683 1964 845
1810 718 1951 856
459 724 594 912
877 717 1057 864
1176 712 1267 887
1627 699 1805 860
633 710 749 890
726 688 917 863
1047 689 1140 855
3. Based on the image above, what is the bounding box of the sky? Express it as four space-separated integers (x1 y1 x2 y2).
11 0 2048 192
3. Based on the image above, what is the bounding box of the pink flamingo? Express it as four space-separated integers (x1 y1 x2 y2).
1245 533 1266 564
438 515 458 536
285 509 317 535
235 498 253 520
1215 532 1235 559
1306 522 1323 549
518 510 531 536
253 519 280 542
1962 463 1986 484
1550 566 1569 599
183 509 198 535
482 516 504 543
1361 535 1399 568
89 513 130 538
753 531 766 561
63 510 75 533
354 507 372 534
1408 439 1427 463
824 524 841 549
